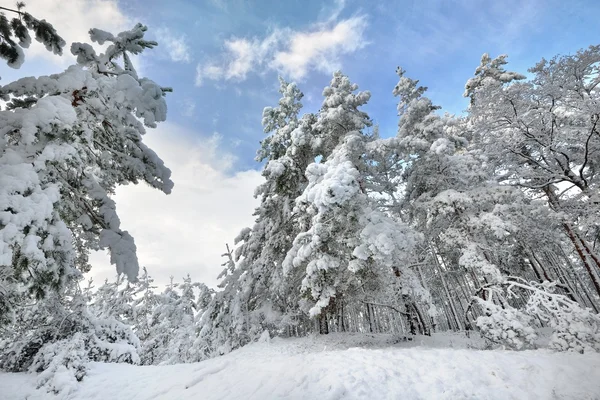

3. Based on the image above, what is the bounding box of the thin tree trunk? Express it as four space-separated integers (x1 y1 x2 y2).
404 299 418 335
543 186 600 297
529 257 544 282
431 242 463 330
366 303 374 333
577 232 600 272
529 251 552 281
338 302 345 332
436 287 454 331
544 250 582 304
563 222 600 297
412 302 430 335
558 246 600 312
319 312 329 335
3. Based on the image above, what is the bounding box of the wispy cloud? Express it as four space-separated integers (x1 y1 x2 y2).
321 0 346 23
272 16 367 80
195 12 368 85
387 0 545 62
155 27 192 63
196 30 284 85
180 99 196 117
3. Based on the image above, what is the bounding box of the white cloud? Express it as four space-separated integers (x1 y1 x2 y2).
195 65 220 85
89 123 262 289
224 38 255 79
15 0 130 65
196 31 284 85
272 16 367 80
195 14 368 85
155 27 192 63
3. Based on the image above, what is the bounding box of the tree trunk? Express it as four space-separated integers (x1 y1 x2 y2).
543 250 582 304
365 303 374 333
412 302 430 335
431 242 463 330
577 232 600 272
527 250 578 302
563 222 600 297
337 302 345 332
543 186 600 297
318 312 329 335
401 295 419 335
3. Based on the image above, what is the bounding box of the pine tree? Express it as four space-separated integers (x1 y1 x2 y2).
198 79 316 352
466 49 600 298
0 24 173 325
284 72 428 334
0 275 140 393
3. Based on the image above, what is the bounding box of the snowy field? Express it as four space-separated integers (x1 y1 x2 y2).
2 332 600 400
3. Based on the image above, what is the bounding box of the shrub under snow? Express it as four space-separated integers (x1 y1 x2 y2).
473 279 600 353
474 297 537 350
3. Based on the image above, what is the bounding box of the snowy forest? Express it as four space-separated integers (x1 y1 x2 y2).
1 4 600 399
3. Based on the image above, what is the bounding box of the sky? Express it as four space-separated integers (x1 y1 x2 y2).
3 0 600 289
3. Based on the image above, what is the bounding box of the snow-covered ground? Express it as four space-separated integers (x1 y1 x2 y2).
2 332 600 400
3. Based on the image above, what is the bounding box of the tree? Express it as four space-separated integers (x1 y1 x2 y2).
386 68 481 332
284 72 428 334
0 277 140 394
0 23 173 325
0 23 176 390
466 48 600 298
198 79 318 353
136 275 205 365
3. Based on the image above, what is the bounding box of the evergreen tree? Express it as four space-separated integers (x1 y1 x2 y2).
198 79 315 351
284 72 428 334
466 49 600 298
0 23 176 390
0 24 173 325
0 276 140 394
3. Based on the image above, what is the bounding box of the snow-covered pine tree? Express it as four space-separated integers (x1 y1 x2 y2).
90 274 137 326
161 275 204 364
383 68 469 332
0 23 173 326
387 67 550 333
0 276 140 394
455 49 600 341
284 71 428 334
197 247 243 358
465 48 600 299
0 23 175 389
129 268 158 363
198 79 316 353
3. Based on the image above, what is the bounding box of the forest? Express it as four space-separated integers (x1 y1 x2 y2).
0 4 599 398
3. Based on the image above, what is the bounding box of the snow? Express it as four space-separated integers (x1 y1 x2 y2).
2 333 599 400
265 159 286 178
89 28 115 45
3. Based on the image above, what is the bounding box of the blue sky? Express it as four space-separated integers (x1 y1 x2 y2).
6 0 600 287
